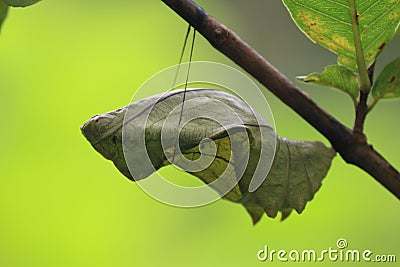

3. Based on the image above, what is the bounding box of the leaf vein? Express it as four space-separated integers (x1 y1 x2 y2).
297 19 355 54
292 0 352 25
295 145 313 199
360 0 398 35
364 16 400 52
359 0 384 17
325 0 349 9
283 140 291 208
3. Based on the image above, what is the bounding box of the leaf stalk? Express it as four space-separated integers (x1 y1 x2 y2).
349 0 371 93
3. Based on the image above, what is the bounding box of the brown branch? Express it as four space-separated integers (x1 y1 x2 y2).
161 0 400 199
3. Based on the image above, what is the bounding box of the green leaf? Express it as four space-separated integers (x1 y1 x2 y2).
372 57 400 99
0 1 9 32
297 65 359 103
282 0 400 72
4 0 41 7
81 89 336 224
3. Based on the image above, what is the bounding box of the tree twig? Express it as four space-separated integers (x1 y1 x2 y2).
353 91 368 141
161 0 400 199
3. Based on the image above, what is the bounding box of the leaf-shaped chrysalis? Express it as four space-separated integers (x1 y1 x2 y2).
81 89 335 224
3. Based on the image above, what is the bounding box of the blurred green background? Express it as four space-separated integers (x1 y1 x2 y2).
0 0 399 266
